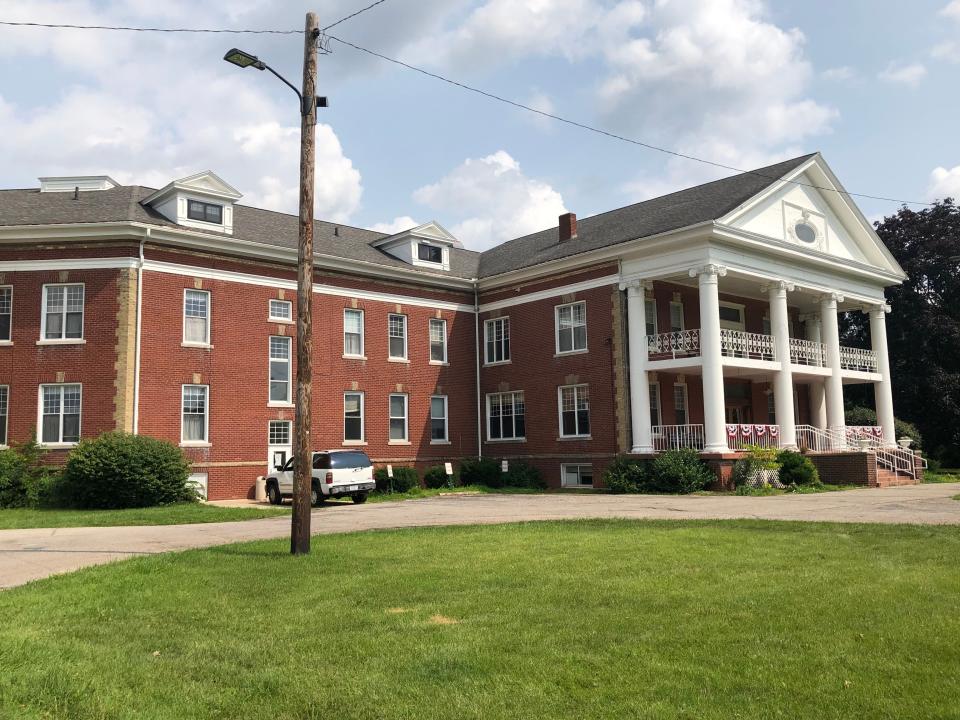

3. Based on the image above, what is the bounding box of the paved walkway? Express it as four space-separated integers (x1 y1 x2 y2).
2 483 959 589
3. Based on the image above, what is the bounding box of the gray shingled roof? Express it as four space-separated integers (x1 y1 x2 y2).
476 154 817 278
0 154 815 283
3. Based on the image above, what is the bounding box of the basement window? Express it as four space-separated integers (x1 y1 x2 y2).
187 199 223 225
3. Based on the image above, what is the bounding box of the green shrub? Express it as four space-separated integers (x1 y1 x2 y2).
373 465 419 493
730 444 780 489
0 434 59 509
459 457 503 488
0 448 29 508
423 465 454 489
776 450 820 486
648 449 715 494
846 406 922 448
602 455 651 493
61 432 194 509
505 461 547 489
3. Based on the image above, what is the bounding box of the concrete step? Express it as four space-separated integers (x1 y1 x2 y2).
871 469 920 488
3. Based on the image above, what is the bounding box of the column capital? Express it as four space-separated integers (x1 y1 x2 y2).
863 302 891 316
761 280 795 294
817 291 845 305
688 263 727 279
619 279 653 293
798 313 821 324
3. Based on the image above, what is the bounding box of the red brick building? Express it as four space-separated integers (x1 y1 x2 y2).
0 155 918 498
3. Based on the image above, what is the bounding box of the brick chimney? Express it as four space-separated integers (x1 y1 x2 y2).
558 212 577 242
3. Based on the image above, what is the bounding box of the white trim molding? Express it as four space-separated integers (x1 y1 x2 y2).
478 274 618 313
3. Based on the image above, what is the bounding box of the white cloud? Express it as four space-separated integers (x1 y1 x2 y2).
822 66 856 81
942 0 960 19
878 62 927 86
928 165 960 200
412 150 566 250
369 216 421 235
933 1 960 63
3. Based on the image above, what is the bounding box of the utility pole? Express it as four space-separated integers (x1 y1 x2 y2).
291 10 319 555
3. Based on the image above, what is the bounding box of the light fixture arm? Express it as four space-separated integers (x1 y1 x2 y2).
261 62 307 113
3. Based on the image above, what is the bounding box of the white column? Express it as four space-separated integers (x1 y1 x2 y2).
625 281 653 453
690 264 729 453
869 303 896 446
805 316 828 429
767 281 797 449
819 292 846 434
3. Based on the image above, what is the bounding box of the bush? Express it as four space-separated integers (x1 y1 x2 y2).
648 449 714 494
505 461 547 489
602 455 651 493
730 444 780 489
61 432 194 509
0 434 59 509
373 465 419 493
846 406 922 448
459 457 503 488
423 465 455 489
776 450 820 486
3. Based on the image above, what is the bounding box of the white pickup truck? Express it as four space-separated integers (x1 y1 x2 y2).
265 450 375 506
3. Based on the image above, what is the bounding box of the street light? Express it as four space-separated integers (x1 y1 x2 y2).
223 14 322 555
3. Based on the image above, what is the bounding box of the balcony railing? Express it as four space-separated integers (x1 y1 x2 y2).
647 330 701 360
720 329 775 361
652 424 705 452
839 346 878 372
726 424 781 450
789 338 826 367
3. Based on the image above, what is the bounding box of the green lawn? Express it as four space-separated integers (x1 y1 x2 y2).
1 521 957 719
364 484 549 503
0 502 288 529
924 470 960 484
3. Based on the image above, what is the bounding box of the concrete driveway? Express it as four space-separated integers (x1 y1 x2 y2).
2 482 959 590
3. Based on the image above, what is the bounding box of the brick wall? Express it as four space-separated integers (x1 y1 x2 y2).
808 452 876 486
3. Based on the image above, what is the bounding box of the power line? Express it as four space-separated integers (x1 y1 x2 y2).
0 20 299 33
322 0 390 32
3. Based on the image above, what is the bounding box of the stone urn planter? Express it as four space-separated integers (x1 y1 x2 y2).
897 437 913 449
857 437 873 450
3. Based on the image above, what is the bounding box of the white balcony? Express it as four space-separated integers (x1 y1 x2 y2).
648 330 700 360
719 329 775 361
839 346 879 372
789 338 826 367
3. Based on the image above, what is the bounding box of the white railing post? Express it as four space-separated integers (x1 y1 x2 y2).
767 281 797 449
690 264 729 453
625 281 654 454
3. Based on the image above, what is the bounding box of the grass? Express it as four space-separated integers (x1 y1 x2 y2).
0 502 289 530
923 470 960 484
1 520 958 719
363 484 547 503
732 483 862 496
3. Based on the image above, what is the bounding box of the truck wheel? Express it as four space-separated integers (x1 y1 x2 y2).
267 483 282 506
352 493 368 504
311 485 322 507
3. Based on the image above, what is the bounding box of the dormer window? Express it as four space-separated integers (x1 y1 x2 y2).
187 200 223 225
417 243 442 264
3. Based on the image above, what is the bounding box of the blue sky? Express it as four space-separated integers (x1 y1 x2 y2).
1 0 958 250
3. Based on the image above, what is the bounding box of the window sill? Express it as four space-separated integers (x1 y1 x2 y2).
387 357 410 364
430 440 451 445
343 354 367 361
269 318 295 325
36 339 86 346
484 360 511 367
554 349 588 358
342 440 367 446
39 442 78 449
560 485 596 490
0 341 12 347
388 440 411 446
268 402 294 408
558 435 592 441
181 342 213 350
429 360 449 366
180 442 212 448
485 438 526 444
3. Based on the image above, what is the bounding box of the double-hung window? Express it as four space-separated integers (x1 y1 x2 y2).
343 309 364 357
0 385 7 446
181 385 208 444
40 384 81 445
430 396 448 442
485 317 510 364
645 300 657 337
559 384 590 438
429 318 447 363
649 383 662 427
388 314 407 360
556 301 587 353
674 384 689 425
669 301 684 332
0 287 11 341
269 299 292 322
269 336 292 404
487 391 525 441
344 392 364 442
389 394 408 441
43 284 84 340
183 289 210 345
187 199 223 224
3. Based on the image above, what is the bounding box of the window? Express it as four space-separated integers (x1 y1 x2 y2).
388 314 407 360
42 284 84 340
429 318 447 363
269 336 291 404
488 391 525 440
40 384 81 445
794 220 817 243
559 385 590 437
767 391 776 424
187 199 223 224
669 301 684 332
389 394 408 441
268 420 291 446
183 289 210 345
649 383 661 427
556 302 587 353
485 317 510 364
417 243 442 263
269 299 292 322
0 287 10 341
343 309 364 357
0 385 7 445
181 385 208 444
673 384 689 425
718 303 744 330
430 396 448 442
762 314 771 335
344 392 364 442
562 464 593 488
645 300 657 336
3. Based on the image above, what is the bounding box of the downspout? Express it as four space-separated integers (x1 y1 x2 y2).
132 229 147 434
474 280 482 459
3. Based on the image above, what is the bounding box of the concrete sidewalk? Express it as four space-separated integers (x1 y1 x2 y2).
2 482 959 590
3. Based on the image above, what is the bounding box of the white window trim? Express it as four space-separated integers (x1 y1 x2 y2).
343 308 366 359
268 336 293 407
388 393 409 444
673 383 689 426
718 301 746 331
485 391 526 442
554 301 588 355
0 384 9 447
429 318 448 365
388 313 408 361
268 299 293 323
669 300 685 332
268 419 292 447
180 384 210 447
558 384 591 439
561 463 594 488
430 394 449 444
343 391 365 444
40 283 85 342
0 285 12 345
37 383 82 447
182 288 211 347
484 317 511 366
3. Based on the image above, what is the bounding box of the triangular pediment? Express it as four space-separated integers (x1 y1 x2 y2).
373 221 461 248
175 170 242 200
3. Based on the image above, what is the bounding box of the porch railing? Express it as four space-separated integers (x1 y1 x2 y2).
652 424 705 452
647 330 701 360
789 338 827 367
720 329 775 361
839 346 879 372
845 426 884 447
796 424 848 452
875 446 917 479
725 424 782 450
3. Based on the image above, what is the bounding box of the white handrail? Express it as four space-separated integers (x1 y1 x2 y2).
789 338 826 367
875 446 917 479
796 424 848 451
647 330 701 359
839 346 879 372
652 424 705 451
720 329 775 361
